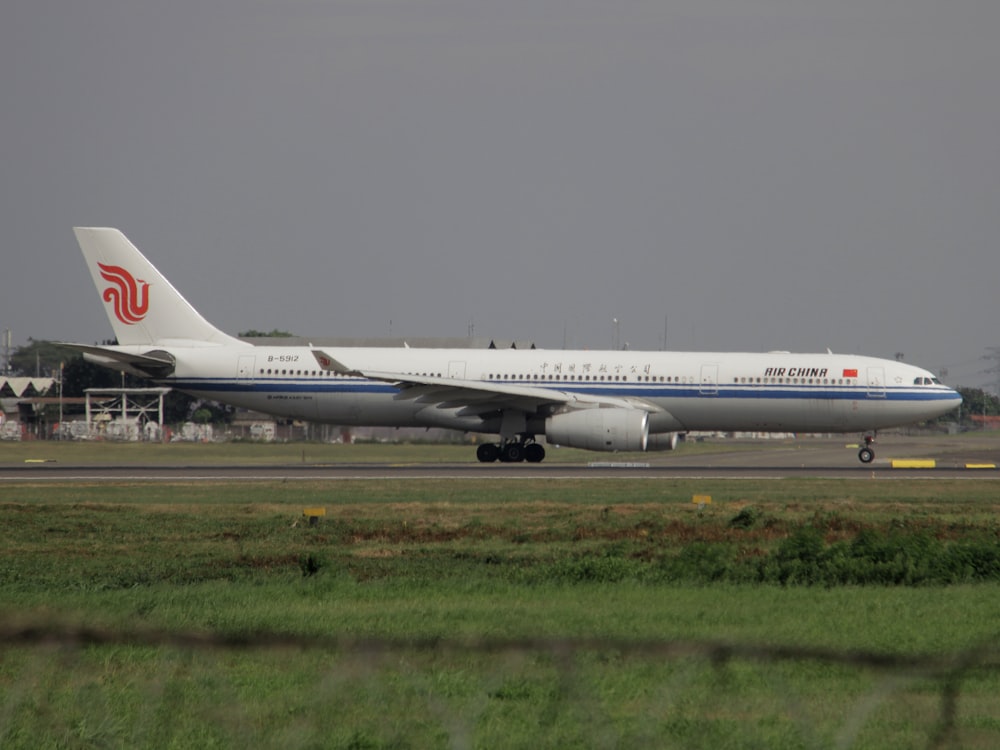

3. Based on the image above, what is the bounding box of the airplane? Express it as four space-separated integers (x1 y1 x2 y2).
67 227 961 464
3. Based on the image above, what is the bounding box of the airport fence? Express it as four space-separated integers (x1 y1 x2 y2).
2 622 999 749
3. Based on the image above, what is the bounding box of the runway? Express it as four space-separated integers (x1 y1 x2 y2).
2 435 996 481
0 464 994 481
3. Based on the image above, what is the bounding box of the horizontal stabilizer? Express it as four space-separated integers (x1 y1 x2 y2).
61 343 176 378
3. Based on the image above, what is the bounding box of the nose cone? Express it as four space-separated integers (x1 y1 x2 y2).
905 365 962 420
930 383 963 419
944 385 963 409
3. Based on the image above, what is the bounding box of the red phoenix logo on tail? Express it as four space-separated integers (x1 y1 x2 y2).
98 263 150 324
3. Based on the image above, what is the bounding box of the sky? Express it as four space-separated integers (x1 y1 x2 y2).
2 1 998 389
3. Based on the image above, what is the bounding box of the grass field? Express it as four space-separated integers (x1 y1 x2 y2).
0 433 803 465
2 442 1000 747
1 428 996 466
1 439 586 465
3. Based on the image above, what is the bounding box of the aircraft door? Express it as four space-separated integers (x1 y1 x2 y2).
237 355 255 382
699 364 719 396
866 366 885 398
448 361 467 380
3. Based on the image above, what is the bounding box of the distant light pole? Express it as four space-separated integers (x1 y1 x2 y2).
58 361 63 441
2 328 10 376
612 318 620 350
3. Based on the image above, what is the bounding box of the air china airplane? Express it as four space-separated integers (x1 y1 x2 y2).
67 228 961 464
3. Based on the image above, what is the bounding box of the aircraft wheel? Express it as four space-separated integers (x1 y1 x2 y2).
524 443 545 463
477 443 500 463
501 442 525 463
858 447 874 464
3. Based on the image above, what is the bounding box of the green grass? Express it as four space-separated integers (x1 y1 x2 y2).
2 439 617 465
2 476 1000 747
0 432 799 465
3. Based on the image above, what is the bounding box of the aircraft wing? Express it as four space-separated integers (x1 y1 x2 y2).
310 349 661 416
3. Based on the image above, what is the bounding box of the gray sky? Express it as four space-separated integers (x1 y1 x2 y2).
3 1 998 388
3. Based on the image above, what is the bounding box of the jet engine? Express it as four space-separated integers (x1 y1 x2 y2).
545 408 649 452
646 432 680 451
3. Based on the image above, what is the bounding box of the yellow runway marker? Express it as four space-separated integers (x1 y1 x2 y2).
890 459 936 469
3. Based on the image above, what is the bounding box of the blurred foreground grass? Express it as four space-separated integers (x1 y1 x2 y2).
2 475 1000 747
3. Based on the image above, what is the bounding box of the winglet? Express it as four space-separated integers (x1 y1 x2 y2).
311 349 358 375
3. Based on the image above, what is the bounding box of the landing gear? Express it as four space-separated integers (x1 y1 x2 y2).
524 443 545 463
858 434 876 464
501 442 524 463
476 443 501 463
476 438 545 463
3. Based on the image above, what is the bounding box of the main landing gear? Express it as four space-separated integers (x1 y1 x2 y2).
858 434 876 464
476 438 546 463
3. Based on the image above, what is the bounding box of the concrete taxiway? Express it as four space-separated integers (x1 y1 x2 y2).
1 435 996 481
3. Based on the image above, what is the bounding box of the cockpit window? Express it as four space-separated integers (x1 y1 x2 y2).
913 377 941 386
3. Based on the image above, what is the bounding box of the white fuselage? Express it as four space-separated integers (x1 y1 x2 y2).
118 345 960 436
70 227 963 463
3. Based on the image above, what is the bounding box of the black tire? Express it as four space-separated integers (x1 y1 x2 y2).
477 443 500 463
524 443 546 463
501 443 525 463
858 447 874 464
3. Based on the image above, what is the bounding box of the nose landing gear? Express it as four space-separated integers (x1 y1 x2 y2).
858 434 876 464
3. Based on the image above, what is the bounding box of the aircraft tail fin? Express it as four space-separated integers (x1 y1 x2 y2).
74 227 245 347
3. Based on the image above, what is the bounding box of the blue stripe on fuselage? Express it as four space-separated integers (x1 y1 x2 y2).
164 378 959 404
